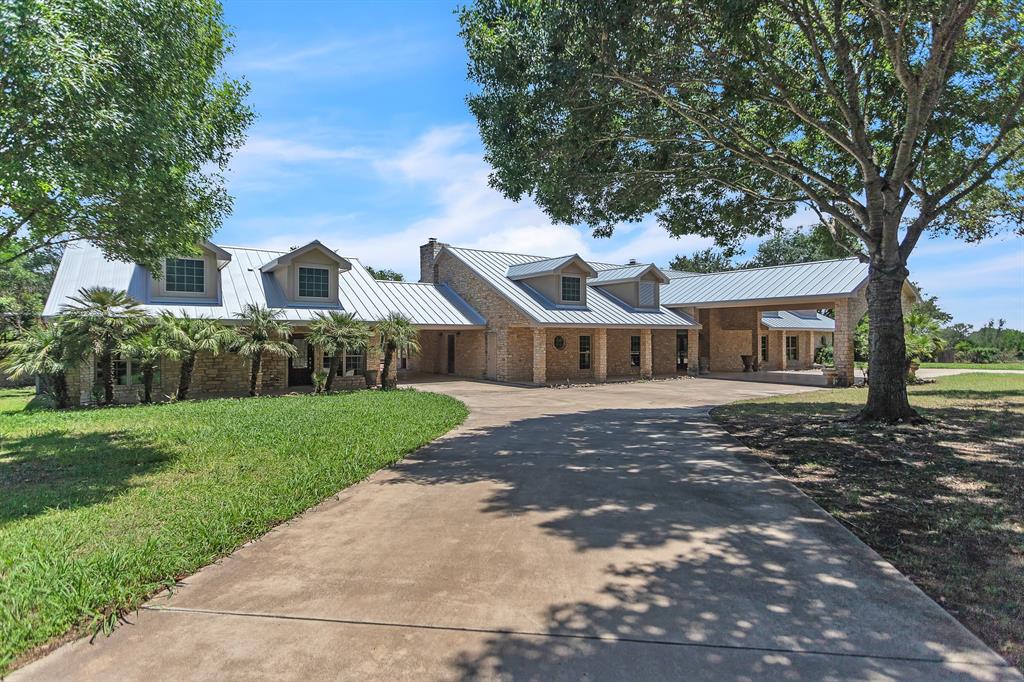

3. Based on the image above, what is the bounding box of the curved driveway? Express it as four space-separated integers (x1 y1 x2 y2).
15 377 1019 681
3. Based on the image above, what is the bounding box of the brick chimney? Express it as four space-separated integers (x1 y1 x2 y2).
419 237 444 283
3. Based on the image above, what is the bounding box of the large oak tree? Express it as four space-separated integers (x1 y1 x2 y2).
1 0 253 269
460 0 1024 422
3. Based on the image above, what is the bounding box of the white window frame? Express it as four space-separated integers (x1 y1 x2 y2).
165 257 206 294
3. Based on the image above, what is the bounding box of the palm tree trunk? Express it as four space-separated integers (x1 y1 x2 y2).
99 350 114 405
249 353 262 396
53 371 69 409
325 353 339 392
382 342 396 390
859 261 919 423
142 366 154 403
177 353 195 401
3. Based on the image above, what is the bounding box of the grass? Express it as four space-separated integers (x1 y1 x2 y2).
712 373 1024 671
0 386 467 674
920 361 1024 370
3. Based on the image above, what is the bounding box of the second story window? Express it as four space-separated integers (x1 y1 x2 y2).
165 258 205 293
299 266 329 298
561 275 581 302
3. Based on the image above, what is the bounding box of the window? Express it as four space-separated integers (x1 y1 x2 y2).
343 349 365 376
553 335 566 350
165 258 205 293
95 356 158 386
561 275 581 302
298 266 329 298
639 281 656 307
676 331 688 370
579 335 591 370
760 335 769 362
786 335 799 361
630 335 641 367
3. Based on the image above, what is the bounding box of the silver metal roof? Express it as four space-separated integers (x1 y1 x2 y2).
761 310 836 332
661 258 868 307
443 246 699 328
44 242 485 328
506 254 597 280
590 263 670 285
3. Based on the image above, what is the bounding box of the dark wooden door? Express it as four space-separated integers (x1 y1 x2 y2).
446 334 456 374
288 338 314 386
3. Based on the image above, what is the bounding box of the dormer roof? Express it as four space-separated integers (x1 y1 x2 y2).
590 263 671 286
259 240 351 273
201 239 233 269
506 254 598 280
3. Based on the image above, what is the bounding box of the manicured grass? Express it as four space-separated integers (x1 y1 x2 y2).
0 387 467 673
921 361 1024 370
713 373 1024 671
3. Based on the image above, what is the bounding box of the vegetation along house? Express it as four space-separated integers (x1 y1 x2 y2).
44 237 917 405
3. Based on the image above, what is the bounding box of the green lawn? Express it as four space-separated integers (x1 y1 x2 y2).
713 373 1024 671
920 361 1024 370
0 386 467 674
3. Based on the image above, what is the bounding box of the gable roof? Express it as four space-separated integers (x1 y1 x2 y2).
590 263 671 285
661 258 869 307
441 246 698 328
506 254 598 280
259 239 350 273
44 242 484 328
761 310 836 331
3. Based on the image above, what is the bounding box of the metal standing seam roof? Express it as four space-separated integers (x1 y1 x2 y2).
43 242 485 328
442 246 699 328
761 310 836 332
506 254 596 280
660 257 869 306
590 263 670 285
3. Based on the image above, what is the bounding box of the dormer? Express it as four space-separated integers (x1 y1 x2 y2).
151 239 232 301
260 240 351 305
590 263 670 309
507 254 598 307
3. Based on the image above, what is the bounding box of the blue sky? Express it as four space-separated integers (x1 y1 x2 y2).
217 1 1024 329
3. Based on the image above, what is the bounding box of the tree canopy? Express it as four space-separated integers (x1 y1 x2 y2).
460 0 1024 421
1 0 253 268
670 223 860 272
365 266 405 281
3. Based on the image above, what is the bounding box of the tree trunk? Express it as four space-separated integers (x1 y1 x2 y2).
325 353 339 392
249 353 262 396
859 262 919 423
177 353 195 401
381 342 396 390
99 350 114 405
142 366 154 403
52 371 69 409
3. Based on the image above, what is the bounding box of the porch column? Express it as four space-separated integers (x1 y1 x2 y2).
495 328 510 382
593 328 608 382
834 296 866 387
780 333 788 371
532 327 547 385
640 328 653 379
687 329 699 375
751 307 760 371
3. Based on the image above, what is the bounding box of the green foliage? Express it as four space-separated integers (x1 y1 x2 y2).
307 311 373 392
668 247 736 273
0 241 61 339
671 224 862 273
365 266 405 281
376 313 420 390
814 345 834 367
156 313 233 400
0 321 83 407
0 0 253 268
904 307 947 363
232 305 295 396
311 370 328 394
0 388 467 673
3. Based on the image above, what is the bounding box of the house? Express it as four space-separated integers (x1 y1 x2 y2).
42 237 916 405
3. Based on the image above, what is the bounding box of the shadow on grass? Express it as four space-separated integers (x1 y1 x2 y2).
0 429 175 525
910 387 1024 401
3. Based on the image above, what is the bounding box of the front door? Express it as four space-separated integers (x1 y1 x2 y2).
446 334 456 374
288 337 314 386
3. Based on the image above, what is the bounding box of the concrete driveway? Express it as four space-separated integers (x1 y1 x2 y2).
15 377 1019 681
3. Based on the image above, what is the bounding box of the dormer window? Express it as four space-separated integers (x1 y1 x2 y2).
166 258 206 293
561 276 581 302
298 266 330 298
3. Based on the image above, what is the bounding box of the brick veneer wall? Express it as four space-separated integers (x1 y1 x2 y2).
607 329 641 378
505 327 535 383
544 328 596 382
652 329 679 376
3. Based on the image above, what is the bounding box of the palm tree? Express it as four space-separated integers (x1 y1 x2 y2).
376 313 420 390
307 311 372 393
233 304 295 396
1 321 84 408
119 329 165 404
158 313 233 400
61 287 149 405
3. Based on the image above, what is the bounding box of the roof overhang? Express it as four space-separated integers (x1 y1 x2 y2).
507 254 598 280
201 240 232 270
260 240 351 273
666 292 860 310
591 264 671 286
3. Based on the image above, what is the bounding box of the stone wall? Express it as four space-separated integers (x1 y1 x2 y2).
505 327 535 383
544 328 596 383
607 329 642 378
410 329 486 379
651 329 679 376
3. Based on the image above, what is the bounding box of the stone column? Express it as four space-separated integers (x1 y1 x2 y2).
781 333 788 370
834 295 867 387
494 328 510 382
751 307 761 371
640 328 653 379
532 327 547 385
687 329 699 375
593 328 608 382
